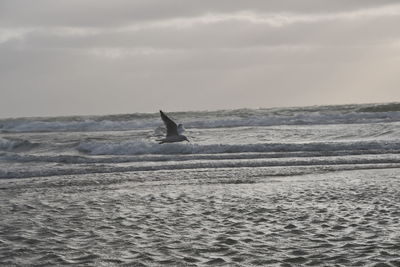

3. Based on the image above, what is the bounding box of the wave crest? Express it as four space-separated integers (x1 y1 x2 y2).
0 137 37 151
77 140 400 156
2 105 400 133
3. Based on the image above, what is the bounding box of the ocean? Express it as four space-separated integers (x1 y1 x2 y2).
1 103 400 266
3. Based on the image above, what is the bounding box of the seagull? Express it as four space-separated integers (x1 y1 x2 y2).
157 110 189 144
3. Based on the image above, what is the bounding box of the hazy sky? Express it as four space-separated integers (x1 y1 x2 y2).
1 0 400 118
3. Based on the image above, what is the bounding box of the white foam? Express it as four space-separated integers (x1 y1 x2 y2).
2 109 400 133
77 140 400 156
0 137 35 151
1 156 400 179
1 119 158 133
0 138 14 150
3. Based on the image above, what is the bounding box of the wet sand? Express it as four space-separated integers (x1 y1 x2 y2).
1 168 400 266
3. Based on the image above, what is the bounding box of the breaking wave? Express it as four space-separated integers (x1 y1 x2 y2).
0 119 158 133
2 103 400 179
358 103 400 113
2 103 400 133
0 137 37 151
77 140 400 156
1 155 400 179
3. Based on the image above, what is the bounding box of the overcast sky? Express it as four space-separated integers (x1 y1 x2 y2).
1 0 400 118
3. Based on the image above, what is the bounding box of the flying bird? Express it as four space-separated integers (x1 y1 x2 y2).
157 110 189 144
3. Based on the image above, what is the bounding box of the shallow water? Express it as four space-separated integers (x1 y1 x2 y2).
1 168 400 266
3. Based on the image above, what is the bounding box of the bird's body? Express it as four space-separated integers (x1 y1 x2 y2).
157 135 188 144
157 110 189 144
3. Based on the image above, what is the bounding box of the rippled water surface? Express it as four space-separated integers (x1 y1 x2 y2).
1 168 400 266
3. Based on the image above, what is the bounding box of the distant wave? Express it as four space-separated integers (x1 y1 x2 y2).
0 119 158 133
0 137 37 151
1 108 400 133
358 103 400 113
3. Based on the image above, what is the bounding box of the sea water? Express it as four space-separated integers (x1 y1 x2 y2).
1 103 400 266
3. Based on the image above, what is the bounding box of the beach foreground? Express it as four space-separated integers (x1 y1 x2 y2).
1 167 399 266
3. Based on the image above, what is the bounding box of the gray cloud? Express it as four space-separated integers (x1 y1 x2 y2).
1 0 398 27
1 1 400 117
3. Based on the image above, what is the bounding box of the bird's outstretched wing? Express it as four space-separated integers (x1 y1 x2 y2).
160 110 178 137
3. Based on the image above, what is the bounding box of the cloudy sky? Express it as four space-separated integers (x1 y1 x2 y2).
1 0 400 118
